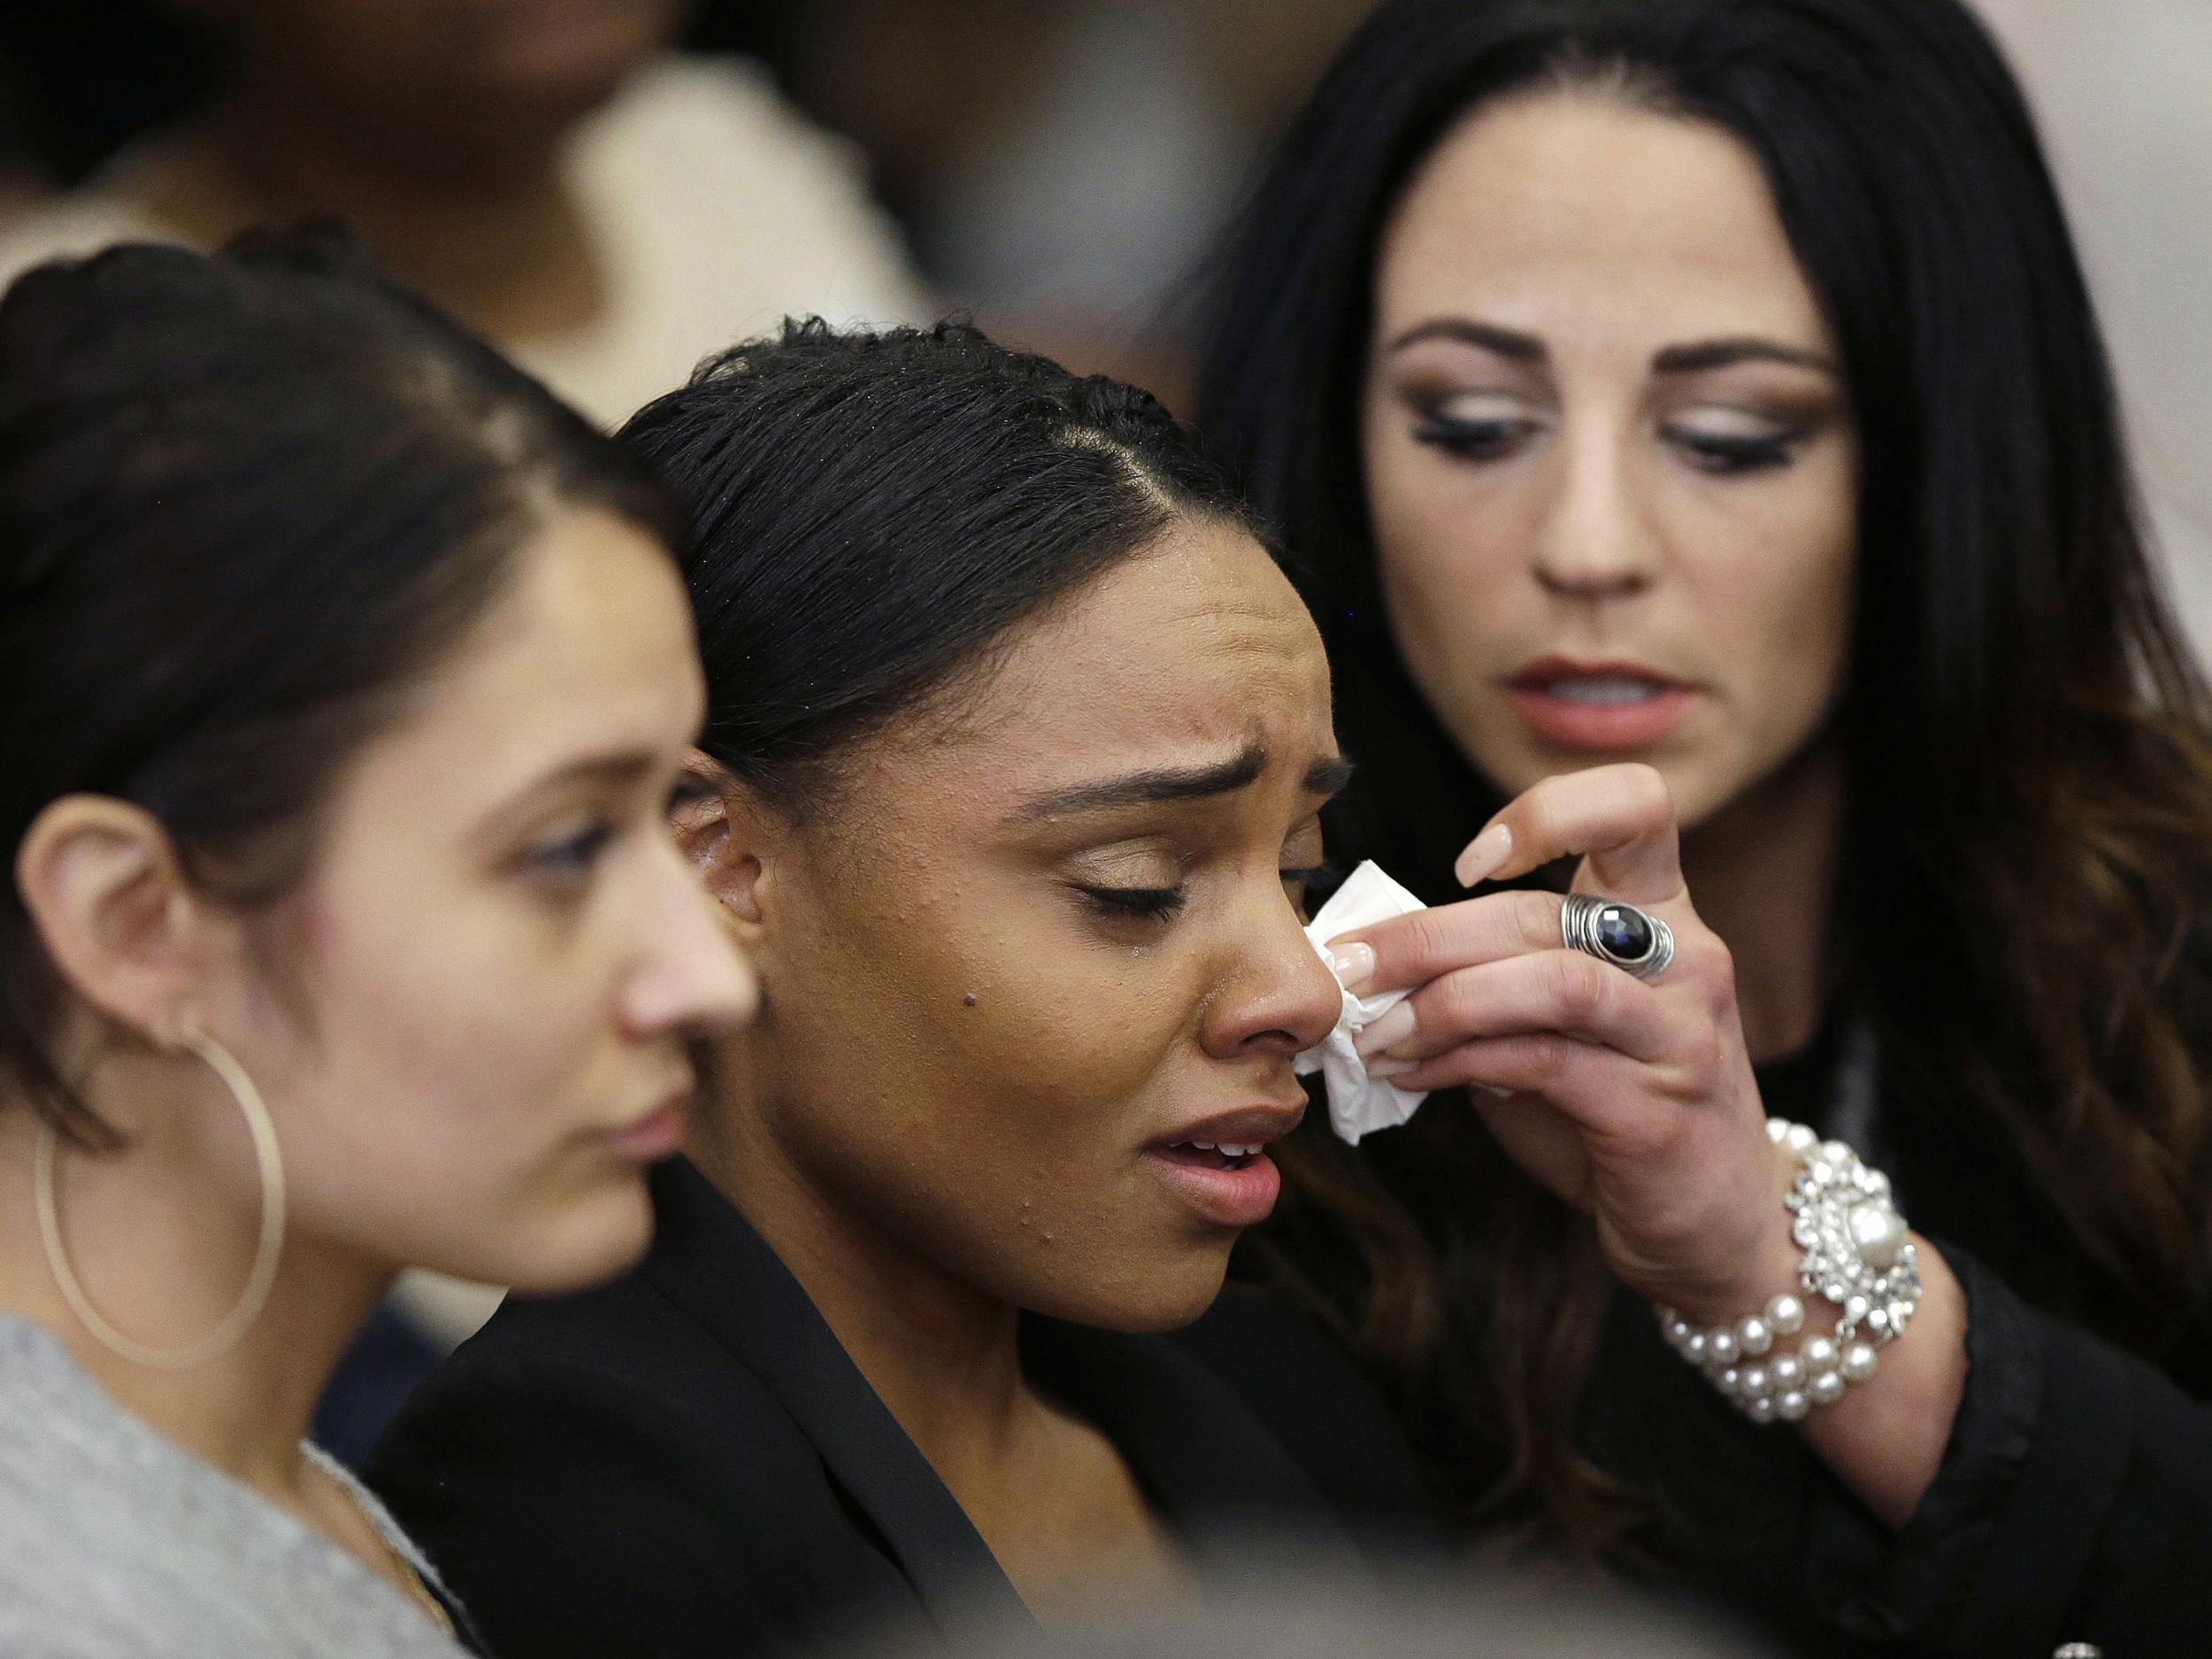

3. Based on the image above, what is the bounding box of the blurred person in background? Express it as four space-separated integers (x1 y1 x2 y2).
1198 0 2212 1654
365 322 1443 1659
0 0 927 428
0 230 754 1655
766 0 1370 398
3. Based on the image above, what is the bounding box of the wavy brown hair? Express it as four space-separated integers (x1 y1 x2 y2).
1196 0 2212 1540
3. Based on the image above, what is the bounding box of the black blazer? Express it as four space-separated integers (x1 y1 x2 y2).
366 1158 1442 1659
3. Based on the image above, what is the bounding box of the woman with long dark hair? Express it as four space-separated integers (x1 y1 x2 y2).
1197 0 2212 1651
0 232 754 1653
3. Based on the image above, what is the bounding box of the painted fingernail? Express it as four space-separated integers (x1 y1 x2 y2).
1455 824 1513 888
1365 1056 1415 1080
1353 1002 1415 1058
1327 941 1377 994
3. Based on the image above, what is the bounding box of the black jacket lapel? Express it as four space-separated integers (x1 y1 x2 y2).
1024 1318 1368 1581
638 1159 1031 1632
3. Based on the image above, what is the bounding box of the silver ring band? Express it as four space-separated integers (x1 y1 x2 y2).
1562 893 1676 981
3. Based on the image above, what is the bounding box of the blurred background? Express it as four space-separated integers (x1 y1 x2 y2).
0 0 2202 1461
0 2 2200 645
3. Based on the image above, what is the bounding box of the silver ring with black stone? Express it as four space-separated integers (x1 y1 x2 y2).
1562 893 1676 981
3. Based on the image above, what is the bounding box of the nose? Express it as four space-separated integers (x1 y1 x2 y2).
1198 887 1346 1064
619 838 760 1041
1530 412 1662 602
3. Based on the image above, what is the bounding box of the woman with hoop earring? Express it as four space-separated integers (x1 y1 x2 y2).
0 229 755 1656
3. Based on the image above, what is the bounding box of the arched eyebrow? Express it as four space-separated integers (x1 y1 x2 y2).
1386 318 1545 361
1651 337 1838 375
1386 318 1838 379
1011 748 1354 822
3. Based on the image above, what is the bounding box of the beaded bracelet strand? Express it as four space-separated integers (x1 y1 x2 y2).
1656 1118 1920 1423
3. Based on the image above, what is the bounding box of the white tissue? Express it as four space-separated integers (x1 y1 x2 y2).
1294 860 1432 1145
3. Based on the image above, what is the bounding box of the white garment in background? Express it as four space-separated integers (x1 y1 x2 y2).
0 55 933 429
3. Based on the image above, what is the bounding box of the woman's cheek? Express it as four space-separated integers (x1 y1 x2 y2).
972 950 1196 1118
1725 500 1855 743
988 977 1173 1099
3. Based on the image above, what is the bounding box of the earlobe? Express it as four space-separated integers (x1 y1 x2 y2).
671 754 768 928
14 796 205 1045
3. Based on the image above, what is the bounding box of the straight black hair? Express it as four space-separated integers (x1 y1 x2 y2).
0 227 673 1142
1197 0 2212 1536
622 317 1263 811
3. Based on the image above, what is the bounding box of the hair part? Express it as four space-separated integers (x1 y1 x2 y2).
622 317 1265 822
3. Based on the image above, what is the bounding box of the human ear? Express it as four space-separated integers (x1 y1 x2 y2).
13 796 215 1047
671 751 775 933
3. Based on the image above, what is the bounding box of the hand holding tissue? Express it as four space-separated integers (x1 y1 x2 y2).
1294 861 1432 1145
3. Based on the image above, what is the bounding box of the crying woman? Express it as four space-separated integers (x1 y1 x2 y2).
366 323 1444 1659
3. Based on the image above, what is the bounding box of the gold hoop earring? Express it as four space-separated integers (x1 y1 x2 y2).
35 1029 287 1371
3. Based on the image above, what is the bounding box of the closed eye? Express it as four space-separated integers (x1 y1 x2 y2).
1667 426 1803 474
1075 883 1187 923
1074 859 1339 928
1412 415 1542 464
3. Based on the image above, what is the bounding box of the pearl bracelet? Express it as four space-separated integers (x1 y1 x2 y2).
1656 1118 1920 1424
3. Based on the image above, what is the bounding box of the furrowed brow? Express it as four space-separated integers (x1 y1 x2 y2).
1012 746 1270 821
1386 318 1548 362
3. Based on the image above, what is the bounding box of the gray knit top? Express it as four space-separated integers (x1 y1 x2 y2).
0 1314 470 1658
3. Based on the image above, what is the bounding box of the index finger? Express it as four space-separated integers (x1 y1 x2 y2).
1334 887 1565 996
1456 763 1686 906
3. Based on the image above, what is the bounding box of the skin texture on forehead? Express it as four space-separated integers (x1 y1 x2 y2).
1386 87 1828 343
1360 88 1857 833
721 516 1345 1333
914 524 1335 802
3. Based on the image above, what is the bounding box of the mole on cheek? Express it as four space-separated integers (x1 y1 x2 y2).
963 993 979 1008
